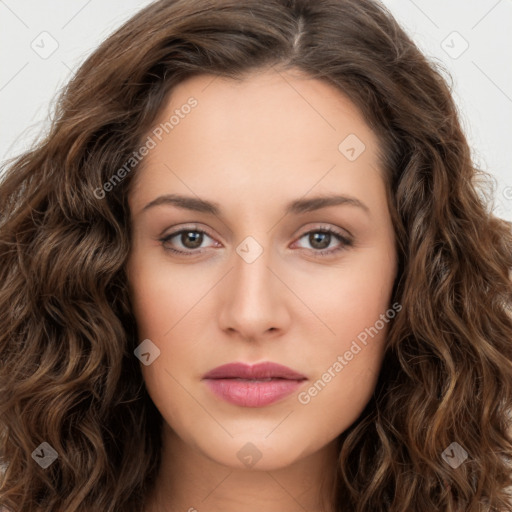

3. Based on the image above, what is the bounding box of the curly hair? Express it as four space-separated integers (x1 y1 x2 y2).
1 0 511 510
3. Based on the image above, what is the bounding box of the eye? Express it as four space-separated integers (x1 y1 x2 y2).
293 226 353 256
160 227 218 255
159 225 353 257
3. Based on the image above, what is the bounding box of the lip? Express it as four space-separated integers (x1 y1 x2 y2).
202 362 307 407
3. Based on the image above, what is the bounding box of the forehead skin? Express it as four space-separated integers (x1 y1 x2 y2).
128 68 388 229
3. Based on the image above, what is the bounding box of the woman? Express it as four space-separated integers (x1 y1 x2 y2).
1 0 511 511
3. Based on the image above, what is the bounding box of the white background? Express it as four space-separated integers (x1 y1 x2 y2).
0 0 511 220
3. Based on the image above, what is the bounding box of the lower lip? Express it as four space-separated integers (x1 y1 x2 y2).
204 378 304 407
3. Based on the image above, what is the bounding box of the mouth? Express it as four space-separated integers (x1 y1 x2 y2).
202 362 307 407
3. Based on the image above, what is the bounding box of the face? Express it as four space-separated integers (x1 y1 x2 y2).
126 68 398 471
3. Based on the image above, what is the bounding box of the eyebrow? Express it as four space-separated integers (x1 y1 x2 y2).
140 193 370 216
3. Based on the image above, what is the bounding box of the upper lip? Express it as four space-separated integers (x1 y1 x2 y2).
202 362 307 380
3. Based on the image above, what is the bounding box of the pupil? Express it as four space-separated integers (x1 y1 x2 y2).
310 232 330 249
182 231 202 248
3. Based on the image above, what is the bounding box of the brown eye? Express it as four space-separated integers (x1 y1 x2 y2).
179 231 203 249
160 228 216 255
294 227 353 257
308 231 331 250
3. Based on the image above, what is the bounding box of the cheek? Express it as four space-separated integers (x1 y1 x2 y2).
127 252 207 337
295 271 394 439
128 260 209 432
297 247 396 350
127 253 210 377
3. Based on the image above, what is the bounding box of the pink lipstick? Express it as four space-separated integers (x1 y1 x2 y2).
202 362 307 407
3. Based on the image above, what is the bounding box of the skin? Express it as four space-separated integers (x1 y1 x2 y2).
126 67 398 512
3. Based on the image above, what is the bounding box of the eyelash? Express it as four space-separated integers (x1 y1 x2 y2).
159 225 353 258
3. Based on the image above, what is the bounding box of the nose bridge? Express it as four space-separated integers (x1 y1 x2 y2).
218 234 288 336
231 236 275 309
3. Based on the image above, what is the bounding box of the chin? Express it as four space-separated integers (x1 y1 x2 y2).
196 429 319 471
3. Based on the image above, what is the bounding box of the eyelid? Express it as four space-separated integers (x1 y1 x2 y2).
293 223 353 242
160 224 219 248
291 224 353 255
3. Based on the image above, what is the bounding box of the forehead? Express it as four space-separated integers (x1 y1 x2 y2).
128 68 385 214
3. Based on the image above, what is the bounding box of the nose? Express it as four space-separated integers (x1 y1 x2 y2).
217 239 291 342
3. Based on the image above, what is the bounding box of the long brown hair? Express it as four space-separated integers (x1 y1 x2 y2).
1 0 511 510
